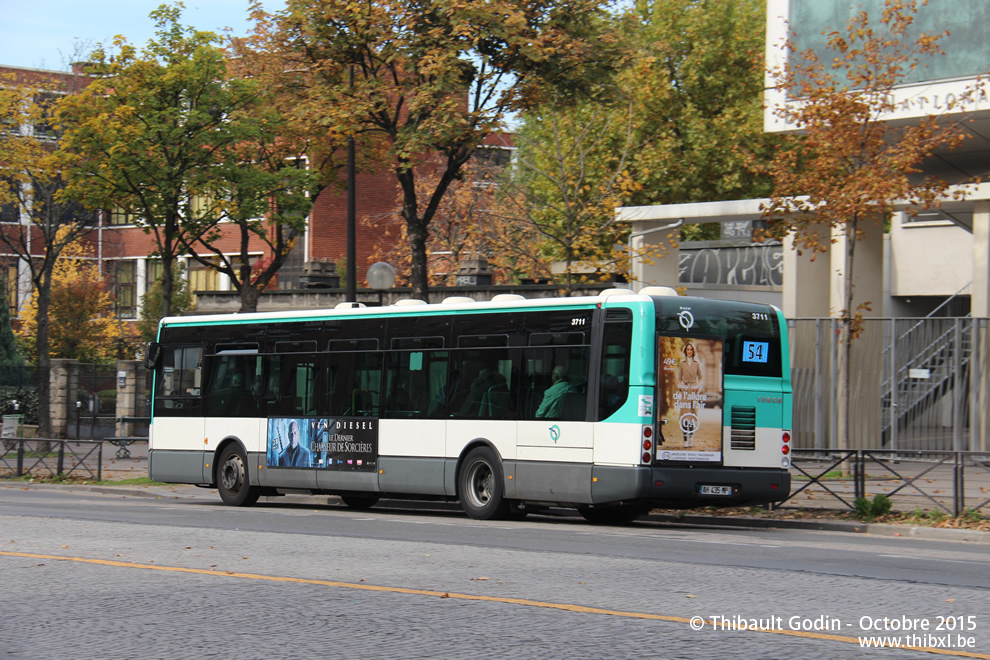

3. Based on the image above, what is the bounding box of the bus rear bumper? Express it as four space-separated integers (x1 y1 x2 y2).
647 465 791 508
592 465 791 508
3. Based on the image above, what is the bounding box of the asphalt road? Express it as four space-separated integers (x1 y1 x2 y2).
2 484 989 659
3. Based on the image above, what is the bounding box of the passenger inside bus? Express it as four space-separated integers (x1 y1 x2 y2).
535 365 572 419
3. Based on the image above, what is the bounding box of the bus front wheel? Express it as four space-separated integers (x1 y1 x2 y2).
458 446 510 520
217 444 260 507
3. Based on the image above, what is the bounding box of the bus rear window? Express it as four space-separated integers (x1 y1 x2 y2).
654 298 781 377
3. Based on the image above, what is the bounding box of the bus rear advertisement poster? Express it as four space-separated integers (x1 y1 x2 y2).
266 417 378 471
657 335 724 463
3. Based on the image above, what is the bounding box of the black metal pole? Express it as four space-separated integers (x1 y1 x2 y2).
346 66 357 303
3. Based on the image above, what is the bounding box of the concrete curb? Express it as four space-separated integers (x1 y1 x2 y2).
7 482 210 500
9 482 990 542
646 512 990 543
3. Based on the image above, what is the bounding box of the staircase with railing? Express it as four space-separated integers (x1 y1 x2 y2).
880 285 972 444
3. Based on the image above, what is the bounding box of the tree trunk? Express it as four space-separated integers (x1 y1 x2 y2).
239 285 261 314
837 216 858 472
408 217 429 300
35 280 52 441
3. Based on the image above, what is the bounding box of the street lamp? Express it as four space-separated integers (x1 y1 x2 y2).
367 262 395 307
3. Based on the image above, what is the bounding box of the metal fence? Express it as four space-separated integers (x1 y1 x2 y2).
0 439 103 481
784 450 990 515
789 318 989 453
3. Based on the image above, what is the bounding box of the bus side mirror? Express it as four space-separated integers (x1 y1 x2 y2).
144 342 162 370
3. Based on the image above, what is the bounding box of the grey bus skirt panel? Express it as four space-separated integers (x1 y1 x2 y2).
149 449 212 485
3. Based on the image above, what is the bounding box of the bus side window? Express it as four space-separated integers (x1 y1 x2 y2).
448 349 514 419
203 354 260 417
523 346 590 421
383 351 446 419
598 322 632 420
266 354 318 417
326 351 382 417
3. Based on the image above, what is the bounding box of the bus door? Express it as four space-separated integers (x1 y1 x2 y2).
259 341 320 490
203 345 265 482
150 343 208 482
316 343 382 493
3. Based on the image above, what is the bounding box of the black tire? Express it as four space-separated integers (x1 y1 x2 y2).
217 444 260 507
577 503 651 525
458 446 510 520
340 494 381 510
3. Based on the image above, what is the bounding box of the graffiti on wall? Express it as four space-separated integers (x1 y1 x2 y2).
679 242 784 287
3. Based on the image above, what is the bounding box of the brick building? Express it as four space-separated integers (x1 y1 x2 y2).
2 62 514 322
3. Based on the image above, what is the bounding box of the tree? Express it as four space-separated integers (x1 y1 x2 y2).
179 49 347 314
761 0 975 452
0 286 22 366
246 0 621 299
367 151 548 287
136 264 194 344
505 0 775 276
15 232 121 363
621 0 775 208
501 101 652 293
58 4 262 319
0 69 95 437
180 119 327 313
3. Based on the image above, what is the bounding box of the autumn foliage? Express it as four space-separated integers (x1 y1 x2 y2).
16 235 123 363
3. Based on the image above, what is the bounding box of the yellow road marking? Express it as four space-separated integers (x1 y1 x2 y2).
2 550 987 658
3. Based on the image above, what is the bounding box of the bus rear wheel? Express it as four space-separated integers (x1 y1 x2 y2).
458 446 510 520
577 503 651 525
340 494 380 510
217 444 260 507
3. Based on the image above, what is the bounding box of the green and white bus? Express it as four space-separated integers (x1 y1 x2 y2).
145 287 792 523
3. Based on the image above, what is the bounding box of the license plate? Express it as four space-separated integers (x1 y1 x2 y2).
700 485 733 496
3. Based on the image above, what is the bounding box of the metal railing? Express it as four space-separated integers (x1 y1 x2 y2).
0 439 103 481
784 449 990 515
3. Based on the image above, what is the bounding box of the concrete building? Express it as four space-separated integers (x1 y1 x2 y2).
621 0 990 319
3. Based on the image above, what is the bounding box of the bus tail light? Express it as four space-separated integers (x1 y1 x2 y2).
642 425 654 464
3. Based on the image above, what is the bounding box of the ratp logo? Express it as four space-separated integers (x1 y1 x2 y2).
677 310 695 331
548 425 560 443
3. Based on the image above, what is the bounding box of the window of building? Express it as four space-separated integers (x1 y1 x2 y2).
0 179 20 223
146 260 162 293
0 199 18 224
114 261 136 319
32 92 59 140
473 146 513 169
4 263 18 316
188 261 220 293
108 207 138 226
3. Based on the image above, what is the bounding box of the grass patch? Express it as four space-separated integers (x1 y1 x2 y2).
793 469 847 480
96 477 164 486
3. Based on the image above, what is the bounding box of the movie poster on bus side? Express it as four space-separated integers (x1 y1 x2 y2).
266 417 378 471
656 335 724 463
